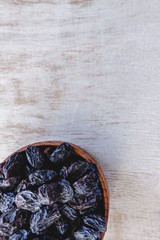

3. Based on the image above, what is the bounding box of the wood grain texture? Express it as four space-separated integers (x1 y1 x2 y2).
0 0 160 239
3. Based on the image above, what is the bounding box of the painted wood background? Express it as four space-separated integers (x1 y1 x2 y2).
0 0 160 239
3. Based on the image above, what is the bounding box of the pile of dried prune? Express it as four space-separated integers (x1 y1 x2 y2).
0 142 107 239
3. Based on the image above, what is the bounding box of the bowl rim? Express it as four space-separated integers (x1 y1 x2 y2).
3 140 109 239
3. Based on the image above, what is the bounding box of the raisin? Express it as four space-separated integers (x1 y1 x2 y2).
8 229 29 240
54 217 68 235
74 226 100 240
25 146 46 169
0 224 14 236
0 169 4 180
16 180 31 194
73 171 99 197
0 192 15 213
58 180 73 203
0 208 30 235
38 183 60 205
49 143 74 164
28 170 57 186
3 152 27 179
30 205 61 234
68 194 98 211
60 204 78 221
59 166 68 179
83 214 107 232
68 160 96 183
15 190 41 212
0 177 21 191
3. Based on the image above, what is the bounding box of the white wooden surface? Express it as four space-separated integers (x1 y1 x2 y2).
0 0 160 239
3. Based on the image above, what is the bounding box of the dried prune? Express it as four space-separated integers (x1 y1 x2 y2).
26 146 46 169
59 167 68 179
73 171 99 197
0 192 15 213
0 208 30 236
54 217 68 235
69 194 97 211
0 208 30 229
16 180 31 194
3 152 27 179
49 143 74 164
15 190 40 212
83 214 107 232
68 160 96 183
0 169 4 180
38 183 60 205
8 229 29 240
0 223 14 236
58 180 73 203
28 170 57 186
25 165 34 177
60 204 78 221
0 177 21 191
30 205 61 234
74 226 100 240
79 205 97 216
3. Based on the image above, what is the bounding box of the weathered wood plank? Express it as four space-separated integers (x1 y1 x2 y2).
0 0 160 239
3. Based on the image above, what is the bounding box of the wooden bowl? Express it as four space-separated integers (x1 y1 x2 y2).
3 141 109 239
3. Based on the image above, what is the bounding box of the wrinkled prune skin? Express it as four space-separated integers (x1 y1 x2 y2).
79 205 97 216
68 160 96 183
0 209 30 237
59 166 68 179
49 143 74 164
54 218 68 235
8 229 29 240
0 208 30 229
25 165 34 177
74 226 100 240
3 152 27 179
16 180 31 194
26 146 46 170
68 193 98 211
83 214 107 232
28 170 57 186
60 204 78 221
0 223 14 236
58 180 74 203
38 183 60 205
0 177 21 191
0 192 15 213
0 169 4 180
73 171 99 198
30 205 61 234
15 190 40 212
